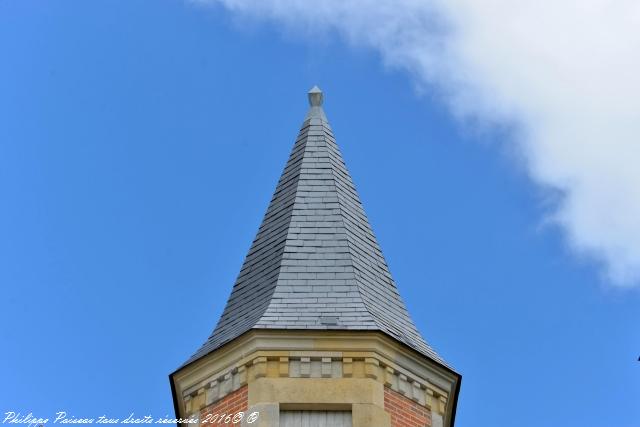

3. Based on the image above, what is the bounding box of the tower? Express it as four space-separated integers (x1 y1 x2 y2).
170 87 461 427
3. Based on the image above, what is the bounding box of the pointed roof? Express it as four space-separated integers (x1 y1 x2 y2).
185 87 447 367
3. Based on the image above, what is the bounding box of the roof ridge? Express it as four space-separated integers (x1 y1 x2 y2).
324 122 379 328
314 112 446 365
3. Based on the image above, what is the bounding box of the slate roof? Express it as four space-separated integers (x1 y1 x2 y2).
184 86 447 367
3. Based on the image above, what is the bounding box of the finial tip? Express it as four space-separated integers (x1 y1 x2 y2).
308 85 323 106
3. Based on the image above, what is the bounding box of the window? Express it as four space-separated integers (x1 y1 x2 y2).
280 410 352 427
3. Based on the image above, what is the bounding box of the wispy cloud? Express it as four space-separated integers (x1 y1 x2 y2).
197 0 640 288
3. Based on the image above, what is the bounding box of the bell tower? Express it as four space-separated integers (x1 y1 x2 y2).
170 87 461 427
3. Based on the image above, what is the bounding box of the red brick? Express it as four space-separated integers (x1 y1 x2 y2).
384 387 432 427
199 386 248 425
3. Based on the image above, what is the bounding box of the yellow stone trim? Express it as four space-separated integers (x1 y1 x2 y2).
248 377 385 407
172 330 458 427
278 357 288 377
247 378 391 427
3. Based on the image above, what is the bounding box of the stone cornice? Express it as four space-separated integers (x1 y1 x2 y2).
171 330 459 426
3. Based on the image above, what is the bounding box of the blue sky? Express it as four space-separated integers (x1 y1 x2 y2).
1 1 638 427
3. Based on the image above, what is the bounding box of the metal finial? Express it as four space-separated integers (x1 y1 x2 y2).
308 86 323 107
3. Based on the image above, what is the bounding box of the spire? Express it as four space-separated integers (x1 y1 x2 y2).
184 87 447 367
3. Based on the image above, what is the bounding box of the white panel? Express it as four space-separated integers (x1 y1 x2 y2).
280 411 352 427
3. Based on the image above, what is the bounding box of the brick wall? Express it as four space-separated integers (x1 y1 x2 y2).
199 386 248 425
384 386 432 427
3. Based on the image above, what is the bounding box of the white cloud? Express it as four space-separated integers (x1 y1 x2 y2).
198 0 640 287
